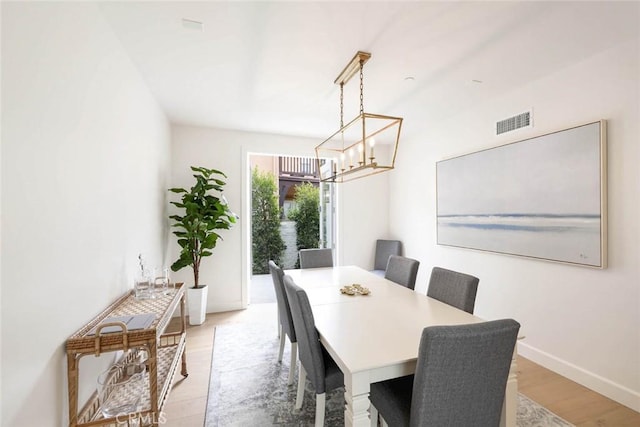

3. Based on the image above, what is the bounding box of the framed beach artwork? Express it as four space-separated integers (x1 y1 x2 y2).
436 120 607 268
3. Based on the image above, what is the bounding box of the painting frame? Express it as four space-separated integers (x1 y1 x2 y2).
436 120 607 268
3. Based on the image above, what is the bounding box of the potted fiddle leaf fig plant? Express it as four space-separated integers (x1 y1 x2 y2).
169 166 237 325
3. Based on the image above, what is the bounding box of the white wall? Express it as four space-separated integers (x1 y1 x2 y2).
390 36 640 409
0 2 4 422
171 125 389 311
337 172 391 267
1 3 171 425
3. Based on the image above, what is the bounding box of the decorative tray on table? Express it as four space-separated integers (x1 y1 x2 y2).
340 284 371 296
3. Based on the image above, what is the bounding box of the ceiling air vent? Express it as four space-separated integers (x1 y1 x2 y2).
496 110 532 135
182 18 204 31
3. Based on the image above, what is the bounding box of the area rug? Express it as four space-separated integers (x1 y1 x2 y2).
205 321 574 427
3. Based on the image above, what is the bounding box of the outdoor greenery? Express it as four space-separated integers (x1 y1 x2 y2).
251 168 285 274
288 182 320 268
169 166 237 288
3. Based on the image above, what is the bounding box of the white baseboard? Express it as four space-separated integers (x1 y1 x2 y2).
517 341 640 412
208 301 244 313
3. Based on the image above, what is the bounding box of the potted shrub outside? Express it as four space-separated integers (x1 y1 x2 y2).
169 166 237 325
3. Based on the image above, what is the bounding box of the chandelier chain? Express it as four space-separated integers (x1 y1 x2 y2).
359 60 364 115
340 82 344 128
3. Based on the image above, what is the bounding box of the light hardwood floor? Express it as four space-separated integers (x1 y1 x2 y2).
163 303 640 427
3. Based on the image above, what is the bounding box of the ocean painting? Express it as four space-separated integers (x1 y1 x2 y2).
436 121 606 268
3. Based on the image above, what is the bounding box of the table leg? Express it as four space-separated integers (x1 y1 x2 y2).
67 353 79 427
344 373 372 427
148 343 159 427
500 350 518 427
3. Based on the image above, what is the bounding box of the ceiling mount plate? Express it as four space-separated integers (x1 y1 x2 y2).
334 51 371 85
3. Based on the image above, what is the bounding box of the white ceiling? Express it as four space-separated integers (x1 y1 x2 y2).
98 1 639 141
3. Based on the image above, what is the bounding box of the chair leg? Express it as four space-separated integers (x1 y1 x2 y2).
295 366 306 409
276 301 280 337
315 393 326 427
369 404 378 427
288 342 297 385
278 331 285 362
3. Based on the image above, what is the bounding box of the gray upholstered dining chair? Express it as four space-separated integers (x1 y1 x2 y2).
268 260 298 385
369 319 520 427
299 248 334 269
371 239 402 277
426 266 479 314
283 275 344 427
384 255 420 290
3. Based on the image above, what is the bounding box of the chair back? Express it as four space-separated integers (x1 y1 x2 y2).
299 248 333 269
384 255 420 290
268 261 295 342
374 239 402 271
283 275 327 393
426 267 479 313
410 319 520 427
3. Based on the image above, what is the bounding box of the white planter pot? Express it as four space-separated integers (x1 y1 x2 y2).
187 285 208 326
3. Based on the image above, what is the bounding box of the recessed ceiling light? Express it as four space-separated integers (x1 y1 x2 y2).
404 76 415 81
471 79 483 84
182 18 204 31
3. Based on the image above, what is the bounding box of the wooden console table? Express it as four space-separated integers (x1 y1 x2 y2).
66 283 188 427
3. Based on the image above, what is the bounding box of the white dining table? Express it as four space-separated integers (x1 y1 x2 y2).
284 265 517 427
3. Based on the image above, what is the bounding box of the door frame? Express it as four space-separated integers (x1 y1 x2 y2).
242 150 338 308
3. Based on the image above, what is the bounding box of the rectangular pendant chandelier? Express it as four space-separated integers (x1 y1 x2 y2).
315 51 403 183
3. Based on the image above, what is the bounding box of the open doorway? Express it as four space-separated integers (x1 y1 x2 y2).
248 154 335 304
